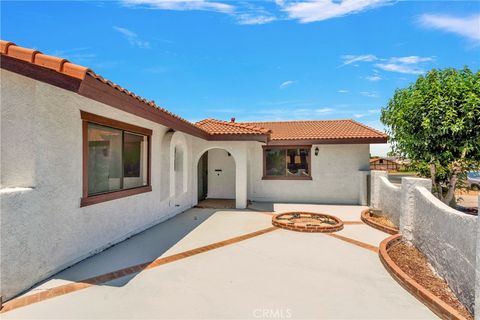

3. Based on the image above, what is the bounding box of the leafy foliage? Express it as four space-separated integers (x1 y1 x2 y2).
381 67 480 204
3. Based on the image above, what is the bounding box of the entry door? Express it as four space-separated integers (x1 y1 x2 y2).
197 152 208 201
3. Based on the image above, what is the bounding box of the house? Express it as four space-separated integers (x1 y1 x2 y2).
0 40 387 301
369 157 404 171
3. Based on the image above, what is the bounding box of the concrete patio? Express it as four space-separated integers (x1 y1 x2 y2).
2 203 437 319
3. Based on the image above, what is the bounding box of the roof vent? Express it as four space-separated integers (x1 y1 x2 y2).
230 117 236 123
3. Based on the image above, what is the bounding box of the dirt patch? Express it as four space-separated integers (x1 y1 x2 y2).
389 241 473 320
456 189 480 196
368 213 395 229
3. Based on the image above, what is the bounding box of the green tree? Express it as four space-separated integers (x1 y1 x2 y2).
381 67 480 205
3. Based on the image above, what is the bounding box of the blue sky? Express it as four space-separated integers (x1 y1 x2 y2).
2 0 479 155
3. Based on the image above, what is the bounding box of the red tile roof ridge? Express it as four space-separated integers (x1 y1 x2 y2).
240 119 353 123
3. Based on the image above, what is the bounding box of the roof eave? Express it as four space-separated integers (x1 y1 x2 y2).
207 133 269 143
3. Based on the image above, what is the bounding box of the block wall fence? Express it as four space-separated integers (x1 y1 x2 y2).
370 171 479 315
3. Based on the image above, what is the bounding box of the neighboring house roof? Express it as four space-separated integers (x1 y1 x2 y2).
1 40 387 145
370 157 410 164
370 158 397 163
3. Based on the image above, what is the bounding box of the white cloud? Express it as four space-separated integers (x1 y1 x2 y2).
113 26 150 49
122 0 234 13
339 54 434 75
360 91 379 98
354 113 365 118
337 89 349 93
375 56 434 74
375 63 424 74
279 80 296 89
236 14 276 25
341 54 377 66
389 56 434 64
123 0 277 25
234 2 277 25
316 108 334 113
419 14 480 44
365 75 382 81
280 0 391 23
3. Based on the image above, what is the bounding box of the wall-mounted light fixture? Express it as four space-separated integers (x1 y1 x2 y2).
314 147 319 156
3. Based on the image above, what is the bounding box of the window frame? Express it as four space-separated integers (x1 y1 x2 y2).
262 145 312 180
80 111 152 207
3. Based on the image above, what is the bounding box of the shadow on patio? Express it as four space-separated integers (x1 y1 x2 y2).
22 204 275 298
30 208 219 291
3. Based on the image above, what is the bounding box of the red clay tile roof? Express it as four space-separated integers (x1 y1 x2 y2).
0 40 207 135
196 119 271 135
240 120 386 141
203 119 386 142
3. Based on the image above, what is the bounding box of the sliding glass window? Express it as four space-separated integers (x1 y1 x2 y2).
87 123 148 195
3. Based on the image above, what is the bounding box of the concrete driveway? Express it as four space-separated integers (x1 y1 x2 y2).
2 204 437 319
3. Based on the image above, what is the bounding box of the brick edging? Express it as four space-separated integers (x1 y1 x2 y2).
361 209 399 235
379 234 469 320
272 212 343 233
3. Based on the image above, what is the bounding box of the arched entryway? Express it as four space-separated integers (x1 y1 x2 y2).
197 148 236 207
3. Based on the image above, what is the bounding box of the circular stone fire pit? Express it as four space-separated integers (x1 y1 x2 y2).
272 212 343 233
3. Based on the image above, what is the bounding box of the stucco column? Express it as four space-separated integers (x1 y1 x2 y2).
400 177 431 242
475 195 480 320
234 147 248 209
358 171 369 206
370 170 388 209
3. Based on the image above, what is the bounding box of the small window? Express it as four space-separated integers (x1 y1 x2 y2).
263 147 311 180
81 111 152 207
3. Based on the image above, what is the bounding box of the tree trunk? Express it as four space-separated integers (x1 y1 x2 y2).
429 163 443 201
444 173 457 205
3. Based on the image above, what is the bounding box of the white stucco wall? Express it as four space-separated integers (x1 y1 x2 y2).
412 187 477 313
0 69 197 300
378 176 401 226
207 148 235 199
247 144 370 204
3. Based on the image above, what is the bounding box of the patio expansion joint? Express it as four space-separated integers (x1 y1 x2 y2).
0 226 278 314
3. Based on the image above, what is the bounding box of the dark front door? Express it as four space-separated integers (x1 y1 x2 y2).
197 152 208 201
